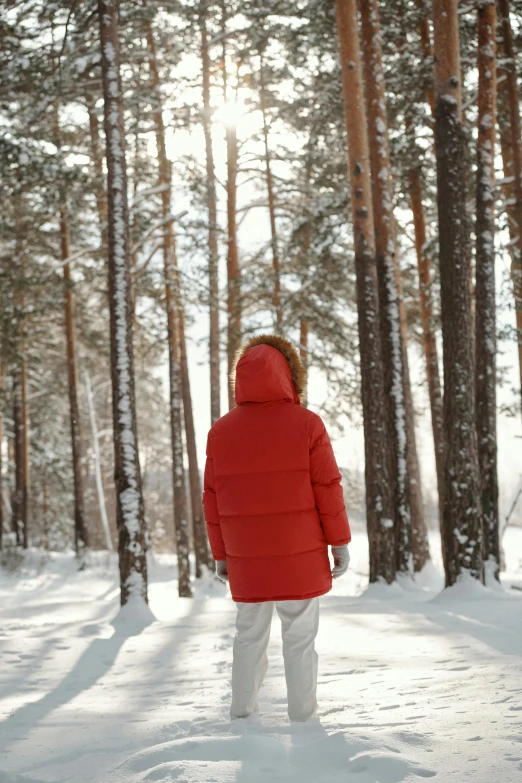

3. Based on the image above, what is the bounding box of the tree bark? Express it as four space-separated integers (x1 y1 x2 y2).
497 0 522 420
0 360 5 546
403 6 446 537
475 0 499 580
200 8 221 425
222 7 241 410
359 0 420 576
259 53 282 333
60 203 89 559
335 0 396 583
98 0 148 606
85 370 113 550
12 363 29 548
86 92 109 252
431 0 483 586
145 14 208 582
299 318 309 408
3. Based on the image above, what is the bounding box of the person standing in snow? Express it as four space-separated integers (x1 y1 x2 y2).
203 335 351 722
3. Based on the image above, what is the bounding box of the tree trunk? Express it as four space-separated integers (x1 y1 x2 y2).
259 53 282 333
12 363 29 548
403 6 446 538
475 0 499 580
86 92 108 252
359 0 420 575
497 0 522 420
98 0 148 606
335 0 396 584
222 8 241 410
145 14 209 582
60 203 89 559
0 361 5 547
407 160 445 526
85 370 113 550
200 8 221 425
431 0 483 586
299 318 309 408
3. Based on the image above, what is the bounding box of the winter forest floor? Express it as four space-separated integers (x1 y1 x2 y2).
0 531 521 783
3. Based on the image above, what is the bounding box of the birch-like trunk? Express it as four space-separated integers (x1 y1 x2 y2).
259 53 282 333
84 370 113 550
145 15 209 582
98 0 148 606
497 0 522 421
475 0 499 580
335 0 396 583
200 8 221 425
60 203 89 559
431 0 483 586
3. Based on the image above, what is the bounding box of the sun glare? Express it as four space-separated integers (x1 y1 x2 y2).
213 100 246 128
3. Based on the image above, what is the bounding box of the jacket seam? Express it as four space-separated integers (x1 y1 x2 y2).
226 546 328 559
218 507 318 517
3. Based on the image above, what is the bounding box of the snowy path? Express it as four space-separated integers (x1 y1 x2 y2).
1 531 521 783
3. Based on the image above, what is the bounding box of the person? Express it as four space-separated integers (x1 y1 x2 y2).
202 335 351 722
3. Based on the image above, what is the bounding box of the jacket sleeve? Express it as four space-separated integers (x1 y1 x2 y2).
202 435 226 560
309 413 351 546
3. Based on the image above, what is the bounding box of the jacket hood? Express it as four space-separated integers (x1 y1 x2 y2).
233 335 306 405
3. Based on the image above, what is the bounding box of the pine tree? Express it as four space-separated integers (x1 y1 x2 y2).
221 3 241 409
475 0 499 580
199 3 221 425
431 0 483 585
497 0 522 421
358 0 422 576
98 0 148 605
335 0 396 583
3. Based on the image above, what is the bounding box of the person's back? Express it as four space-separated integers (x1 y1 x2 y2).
203 335 351 721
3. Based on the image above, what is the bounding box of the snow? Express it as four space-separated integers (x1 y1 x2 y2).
1 529 521 783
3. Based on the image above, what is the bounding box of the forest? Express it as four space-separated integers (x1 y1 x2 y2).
1 0 522 604
2 2 522 782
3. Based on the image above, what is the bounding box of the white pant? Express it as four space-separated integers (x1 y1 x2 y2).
230 598 319 722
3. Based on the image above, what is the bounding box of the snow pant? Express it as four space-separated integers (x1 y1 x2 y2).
230 598 319 722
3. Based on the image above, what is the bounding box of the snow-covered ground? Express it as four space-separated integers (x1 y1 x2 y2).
1 529 521 783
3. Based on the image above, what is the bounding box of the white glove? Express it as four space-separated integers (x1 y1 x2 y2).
331 545 350 579
216 559 228 583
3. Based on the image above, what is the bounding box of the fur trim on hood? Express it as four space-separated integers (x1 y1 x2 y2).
232 334 307 402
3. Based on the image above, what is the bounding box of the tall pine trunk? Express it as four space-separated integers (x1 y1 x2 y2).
200 8 221 425
222 8 241 409
0 360 5 546
98 0 148 606
60 202 89 559
12 362 29 548
145 16 209 581
299 319 309 408
259 53 282 333
335 0 396 583
408 159 446 515
431 0 483 586
404 8 446 531
475 0 499 580
497 0 522 421
359 0 425 576
86 92 108 252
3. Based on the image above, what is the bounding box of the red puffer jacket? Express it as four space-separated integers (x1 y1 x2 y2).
203 335 351 603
